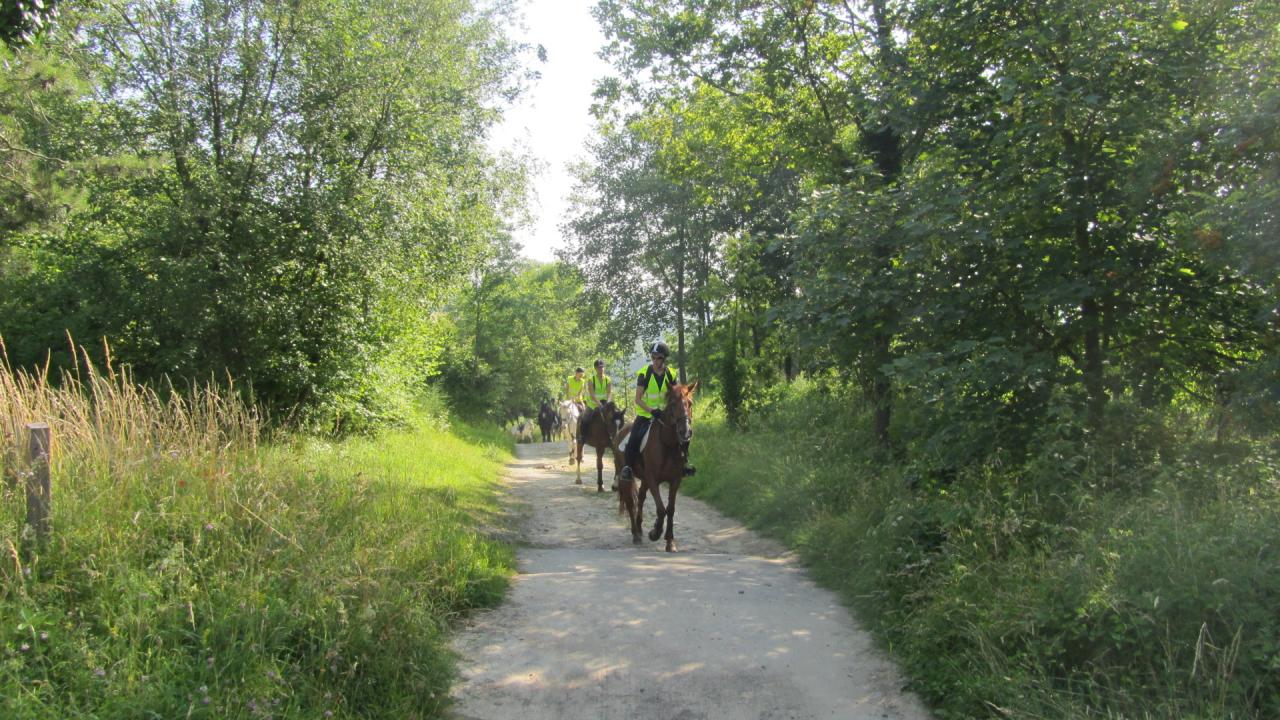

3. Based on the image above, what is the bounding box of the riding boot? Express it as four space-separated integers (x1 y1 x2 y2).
681 441 695 476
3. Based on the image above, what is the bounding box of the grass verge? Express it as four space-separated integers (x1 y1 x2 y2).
687 381 1280 719
1 352 515 719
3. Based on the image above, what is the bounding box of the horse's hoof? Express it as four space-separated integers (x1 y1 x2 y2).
666 540 677 552
597 485 603 493
632 533 643 545
648 528 661 542
575 479 582 485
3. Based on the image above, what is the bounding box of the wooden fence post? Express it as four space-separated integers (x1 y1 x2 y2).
25 423 51 543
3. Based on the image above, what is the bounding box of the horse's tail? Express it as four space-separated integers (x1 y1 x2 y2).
618 474 637 515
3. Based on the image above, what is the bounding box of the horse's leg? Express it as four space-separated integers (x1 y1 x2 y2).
595 445 605 492
574 438 583 484
663 479 681 552
647 478 667 543
634 479 648 543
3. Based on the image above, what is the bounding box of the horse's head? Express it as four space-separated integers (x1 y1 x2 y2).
664 380 699 444
601 400 626 435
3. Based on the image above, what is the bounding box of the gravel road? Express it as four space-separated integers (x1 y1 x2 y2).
447 440 932 720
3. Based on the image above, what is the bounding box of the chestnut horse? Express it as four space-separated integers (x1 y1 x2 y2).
617 381 698 551
574 400 626 491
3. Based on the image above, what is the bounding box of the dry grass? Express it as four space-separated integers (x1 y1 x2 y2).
1 336 259 491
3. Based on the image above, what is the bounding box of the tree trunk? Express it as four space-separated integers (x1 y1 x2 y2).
1065 130 1107 427
675 228 687 384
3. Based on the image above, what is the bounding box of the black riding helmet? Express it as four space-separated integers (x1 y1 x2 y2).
649 341 669 358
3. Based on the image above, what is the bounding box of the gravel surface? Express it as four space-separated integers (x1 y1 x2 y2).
447 440 932 720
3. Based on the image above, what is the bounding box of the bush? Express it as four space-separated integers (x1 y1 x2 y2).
687 380 1280 719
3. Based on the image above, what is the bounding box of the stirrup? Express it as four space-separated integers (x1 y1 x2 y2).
682 466 697 477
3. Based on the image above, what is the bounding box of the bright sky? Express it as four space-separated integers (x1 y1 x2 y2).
490 0 614 263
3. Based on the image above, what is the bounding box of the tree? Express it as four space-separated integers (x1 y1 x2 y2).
1 0 63 47
1 0 528 428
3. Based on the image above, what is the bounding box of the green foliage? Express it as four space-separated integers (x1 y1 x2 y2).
1 0 531 428
438 252 611 421
587 0 1279 457
1 356 515 719
688 381 1280 719
0 0 61 47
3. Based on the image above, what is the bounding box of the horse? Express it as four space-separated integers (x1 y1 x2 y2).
537 400 557 442
574 400 626 491
557 399 582 461
617 381 698 551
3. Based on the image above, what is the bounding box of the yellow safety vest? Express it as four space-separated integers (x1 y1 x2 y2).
635 364 676 419
566 375 586 402
585 373 611 409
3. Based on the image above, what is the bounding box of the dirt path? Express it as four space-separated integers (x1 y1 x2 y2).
447 440 932 720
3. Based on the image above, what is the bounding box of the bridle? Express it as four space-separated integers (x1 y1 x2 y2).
586 400 624 445
651 388 693 446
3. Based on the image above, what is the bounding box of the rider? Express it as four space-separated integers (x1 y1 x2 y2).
620 341 694 481
564 367 586 406
580 359 613 437
564 367 587 436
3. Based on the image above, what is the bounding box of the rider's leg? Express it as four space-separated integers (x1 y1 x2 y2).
621 416 650 480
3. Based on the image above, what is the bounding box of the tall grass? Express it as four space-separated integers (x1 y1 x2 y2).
688 380 1280 719
2 341 515 719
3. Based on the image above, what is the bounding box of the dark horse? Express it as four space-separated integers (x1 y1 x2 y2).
617 381 698 551
574 400 626 491
537 400 557 442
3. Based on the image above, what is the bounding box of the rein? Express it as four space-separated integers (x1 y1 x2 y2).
649 395 691 463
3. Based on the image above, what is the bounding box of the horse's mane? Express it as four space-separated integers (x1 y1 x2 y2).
664 382 697 410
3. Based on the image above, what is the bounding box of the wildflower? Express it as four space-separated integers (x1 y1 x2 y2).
204 522 215 531
206 656 214 666
94 667 106 678
267 670 277 681
324 712 333 718
20 643 30 652
201 696 211 705
22 567 31 577
39 632 48 641
199 685 208 694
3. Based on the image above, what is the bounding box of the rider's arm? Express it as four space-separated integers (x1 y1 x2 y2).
634 382 650 416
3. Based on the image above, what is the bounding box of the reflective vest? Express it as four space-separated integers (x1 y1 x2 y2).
585 373 611 409
635 364 676 419
566 375 586 402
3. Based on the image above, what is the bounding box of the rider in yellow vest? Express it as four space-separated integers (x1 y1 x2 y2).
620 341 694 480
580 359 613 435
565 367 586 408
